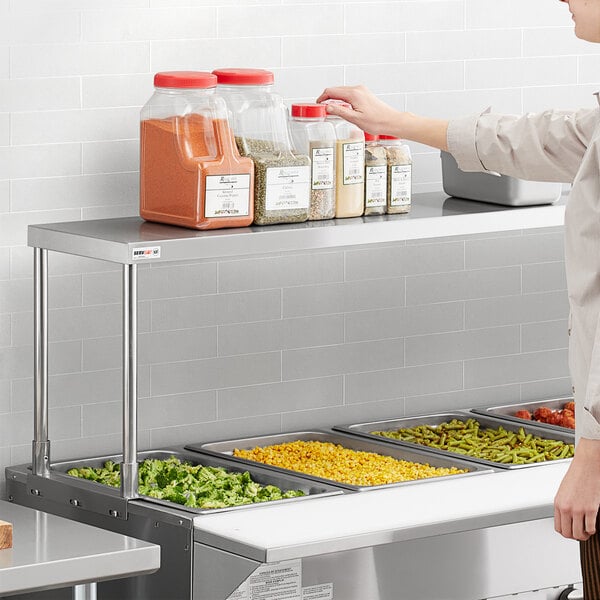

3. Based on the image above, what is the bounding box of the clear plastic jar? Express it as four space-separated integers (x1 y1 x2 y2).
140 71 254 230
380 135 412 214
214 68 310 225
363 133 387 216
322 100 365 218
289 103 336 221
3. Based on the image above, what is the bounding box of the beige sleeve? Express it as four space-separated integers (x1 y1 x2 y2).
447 108 599 184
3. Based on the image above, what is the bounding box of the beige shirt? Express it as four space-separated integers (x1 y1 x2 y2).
447 98 600 440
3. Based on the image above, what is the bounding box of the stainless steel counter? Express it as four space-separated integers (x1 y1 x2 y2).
0 500 159 598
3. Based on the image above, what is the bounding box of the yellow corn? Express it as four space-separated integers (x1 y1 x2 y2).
232 440 467 486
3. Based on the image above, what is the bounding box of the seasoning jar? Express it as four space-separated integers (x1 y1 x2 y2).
363 133 387 216
380 135 412 214
322 100 365 218
140 71 254 230
214 68 311 225
289 103 336 221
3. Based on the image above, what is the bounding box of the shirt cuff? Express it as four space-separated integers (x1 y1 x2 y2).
446 109 490 172
577 406 600 441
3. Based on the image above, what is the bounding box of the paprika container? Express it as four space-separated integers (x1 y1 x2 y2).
140 71 254 230
289 103 336 221
380 135 412 215
214 68 310 225
323 100 365 218
363 133 387 216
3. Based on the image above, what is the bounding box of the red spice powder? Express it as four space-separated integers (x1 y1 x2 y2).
140 113 254 229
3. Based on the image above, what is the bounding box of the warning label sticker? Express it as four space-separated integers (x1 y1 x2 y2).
227 560 334 600
302 583 334 600
228 560 302 600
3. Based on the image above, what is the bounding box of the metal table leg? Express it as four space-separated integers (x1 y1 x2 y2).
120 263 138 499
32 247 50 476
73 583 97 600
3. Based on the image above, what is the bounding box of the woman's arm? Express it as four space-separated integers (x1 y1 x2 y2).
318 85 598 184
316 85 449 150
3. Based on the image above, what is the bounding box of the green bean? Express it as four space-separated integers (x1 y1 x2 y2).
370 418 574 465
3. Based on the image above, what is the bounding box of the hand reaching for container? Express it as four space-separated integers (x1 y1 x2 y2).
316 84 450 152
317 85 401 137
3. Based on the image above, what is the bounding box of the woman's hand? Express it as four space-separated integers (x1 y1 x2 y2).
316 84 450 151
554 437 600 540
316 85 402 136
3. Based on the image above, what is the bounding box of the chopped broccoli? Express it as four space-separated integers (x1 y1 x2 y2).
66 457 305 509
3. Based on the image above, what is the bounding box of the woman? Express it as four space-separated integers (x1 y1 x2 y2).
317 0 600 594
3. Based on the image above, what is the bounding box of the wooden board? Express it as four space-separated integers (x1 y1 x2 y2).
0 519 13 549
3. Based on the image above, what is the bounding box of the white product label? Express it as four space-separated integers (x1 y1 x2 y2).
265 166 311 211
204 174 251 218
342 141 365 185
389 164 412 207
227 560 302 600
311 147 334 190
302 583 334 600
365 165 387 207
132 246 161 260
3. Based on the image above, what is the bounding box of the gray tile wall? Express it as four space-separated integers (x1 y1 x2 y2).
1 228 570 495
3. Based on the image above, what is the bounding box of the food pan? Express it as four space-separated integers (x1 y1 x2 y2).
333 412 574 470
185 430 492 491
471 398 574 433
53 447 343 514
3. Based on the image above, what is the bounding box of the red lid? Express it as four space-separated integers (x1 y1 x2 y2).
364 133 379 141
154 71 217 89
212 68 274 86
291 103 326 118
379 134 399 140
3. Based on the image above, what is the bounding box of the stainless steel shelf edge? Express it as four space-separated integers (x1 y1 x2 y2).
28 216 436 265
28 225 133 264
27 193 565 265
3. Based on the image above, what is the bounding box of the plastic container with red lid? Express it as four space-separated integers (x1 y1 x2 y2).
212 68 274 87
364 133 387 216
379 135 412 214
139 71 254 230
321 100 365 218
214 68 310 225
289 103 336 221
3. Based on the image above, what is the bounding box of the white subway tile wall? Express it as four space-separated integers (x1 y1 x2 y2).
0 0 591 494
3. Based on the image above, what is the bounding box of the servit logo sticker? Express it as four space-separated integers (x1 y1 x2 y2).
132 246 161 260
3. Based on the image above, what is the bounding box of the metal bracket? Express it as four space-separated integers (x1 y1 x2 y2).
25 472 130 520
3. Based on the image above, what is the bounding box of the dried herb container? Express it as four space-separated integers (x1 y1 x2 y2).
214 68 310 225
323 100 365 219
380 135 412 214
289 103 336 221
235 137 310 224
363 133 387 216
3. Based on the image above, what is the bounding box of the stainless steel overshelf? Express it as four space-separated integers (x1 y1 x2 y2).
27 192 566 265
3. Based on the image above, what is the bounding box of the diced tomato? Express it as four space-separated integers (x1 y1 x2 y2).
514 409 532 420
534 407 553 422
